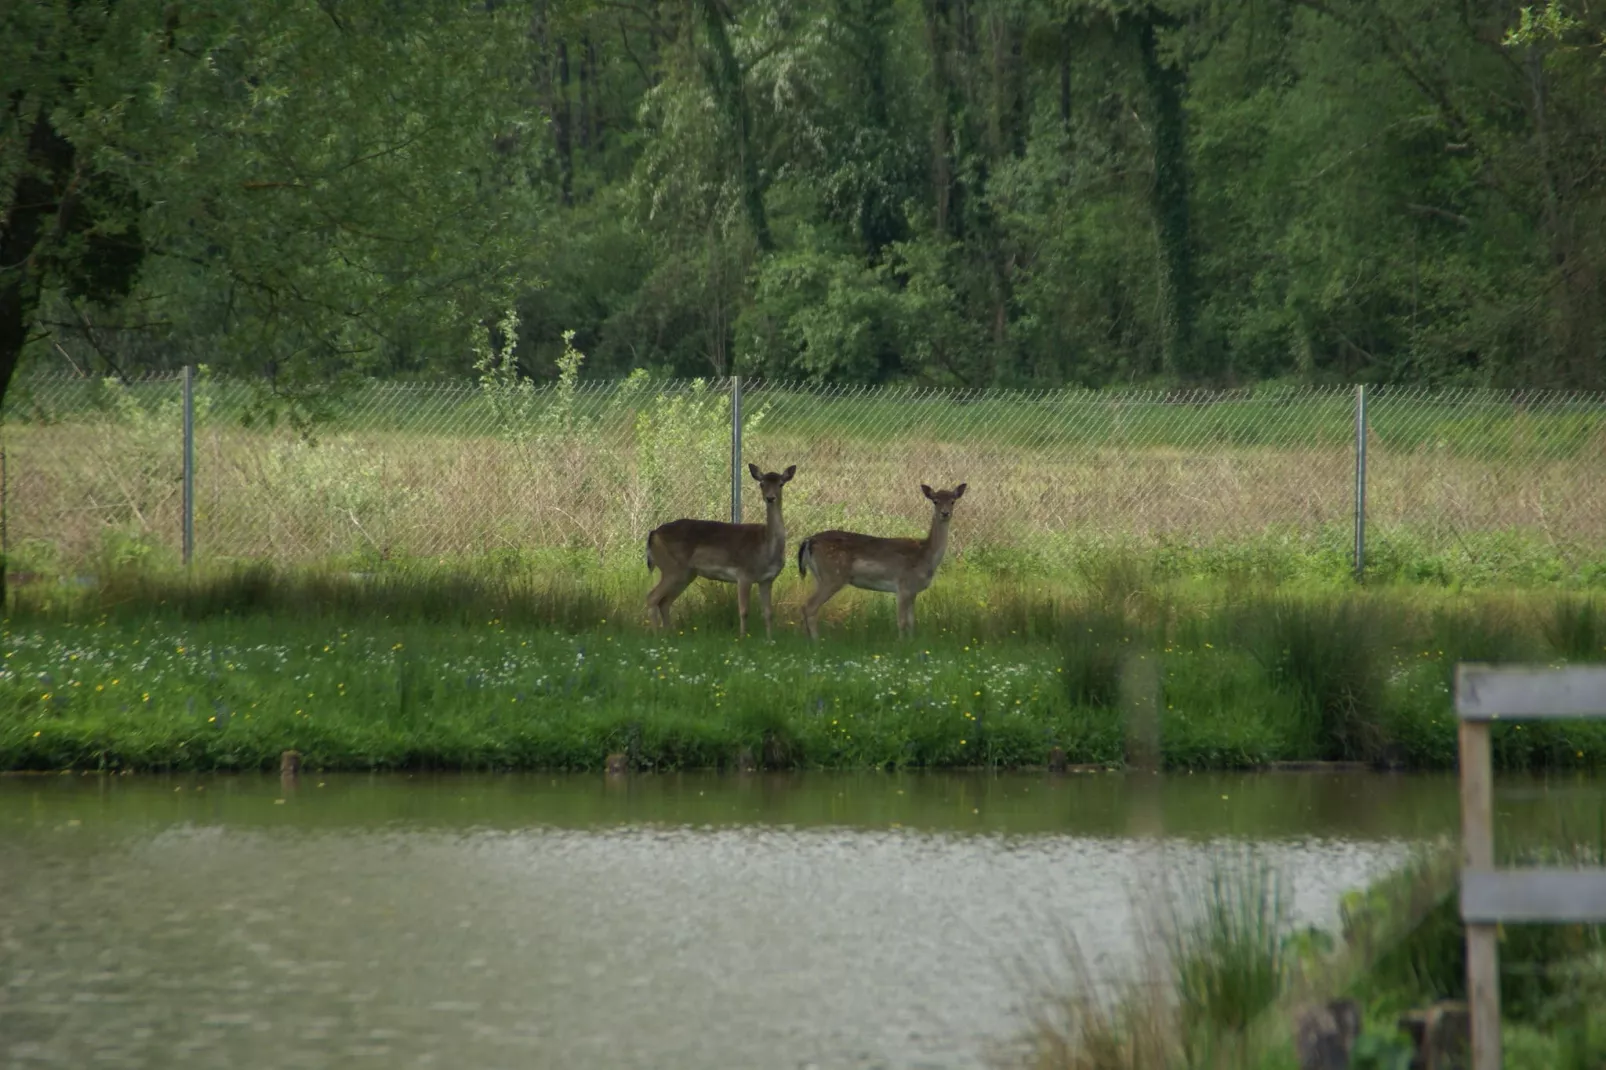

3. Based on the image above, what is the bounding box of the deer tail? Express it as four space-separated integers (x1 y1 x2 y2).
645 529 656 572
797 537 812 580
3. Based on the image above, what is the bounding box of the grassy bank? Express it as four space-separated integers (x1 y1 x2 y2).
3 562 1605 773
1012 832 1606 1069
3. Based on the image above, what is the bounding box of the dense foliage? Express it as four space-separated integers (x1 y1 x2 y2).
7 0 1605 395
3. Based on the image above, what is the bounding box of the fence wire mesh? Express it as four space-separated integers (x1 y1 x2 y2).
3 374 1604 574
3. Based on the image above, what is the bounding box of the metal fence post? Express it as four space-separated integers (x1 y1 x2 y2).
1353 383 1367 581
730 374 742 523
1 434 8 603
182 365 195 565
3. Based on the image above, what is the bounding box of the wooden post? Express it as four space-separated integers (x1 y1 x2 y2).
1457 716 1500 1070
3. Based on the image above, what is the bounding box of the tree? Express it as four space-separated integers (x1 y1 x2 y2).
4 0 551 404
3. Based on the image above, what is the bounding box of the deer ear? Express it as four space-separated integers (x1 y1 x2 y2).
953 483 967 499
921 484 935 500
782 465 796 482
748 463 762 480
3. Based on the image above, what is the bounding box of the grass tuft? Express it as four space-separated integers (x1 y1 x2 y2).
1239 598 1391 763
1167 850 1290 1045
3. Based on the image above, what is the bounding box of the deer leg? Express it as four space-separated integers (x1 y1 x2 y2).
737 580 752 638
757 580 775 639
801 579 846 641
646 572 691 629
896 589 917 639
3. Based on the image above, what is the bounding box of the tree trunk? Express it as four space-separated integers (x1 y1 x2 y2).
1059 16 1072 132
698 0 771 250
0 105 76 419
1136 14 1199 381
555 38 574 204
924 0 958 239
579 34 596 151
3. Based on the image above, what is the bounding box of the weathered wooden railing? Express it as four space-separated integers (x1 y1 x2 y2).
1456 663 1606 1070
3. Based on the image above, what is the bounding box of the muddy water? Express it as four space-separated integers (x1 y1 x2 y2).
0 770 1594 1069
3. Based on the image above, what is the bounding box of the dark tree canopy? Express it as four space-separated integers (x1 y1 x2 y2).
7 0 1606 393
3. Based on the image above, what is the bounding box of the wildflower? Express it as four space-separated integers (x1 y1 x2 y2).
40 692 51 702
33 730 41 737
96 684 104 692
142 693 150 702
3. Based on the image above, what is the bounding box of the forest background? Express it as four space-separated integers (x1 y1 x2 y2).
5 0 1604 406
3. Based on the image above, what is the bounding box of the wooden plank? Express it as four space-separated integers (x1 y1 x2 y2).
1461 869 1606 924
1456 664 1606 720
1457 718 1500 1070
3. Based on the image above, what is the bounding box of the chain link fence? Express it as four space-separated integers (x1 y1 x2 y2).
4 374 1604 575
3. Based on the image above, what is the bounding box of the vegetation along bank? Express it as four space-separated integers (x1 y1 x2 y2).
4 563 1604 774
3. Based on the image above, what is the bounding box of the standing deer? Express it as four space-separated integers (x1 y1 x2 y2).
645 463 797 638
796 483 967 640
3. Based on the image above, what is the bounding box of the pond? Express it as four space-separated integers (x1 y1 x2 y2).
0 770 1598 1069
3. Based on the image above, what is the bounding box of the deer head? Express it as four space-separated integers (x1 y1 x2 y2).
749 463 797 505
921 482 967 522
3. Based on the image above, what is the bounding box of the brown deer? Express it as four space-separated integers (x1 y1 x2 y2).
645 463 797 637
796 483 966 640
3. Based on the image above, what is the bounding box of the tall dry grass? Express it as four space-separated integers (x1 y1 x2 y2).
7 416 1604 575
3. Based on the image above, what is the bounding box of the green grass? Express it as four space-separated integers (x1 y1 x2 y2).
18 376 1605 458
4 561 1606 773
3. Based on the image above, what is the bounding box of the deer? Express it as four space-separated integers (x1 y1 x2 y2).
645 463 797 638
796 483 967 640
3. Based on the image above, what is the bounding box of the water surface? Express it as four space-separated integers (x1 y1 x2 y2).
1 770 1598 1069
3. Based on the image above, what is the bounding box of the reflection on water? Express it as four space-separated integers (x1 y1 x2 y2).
0 771 1597 1069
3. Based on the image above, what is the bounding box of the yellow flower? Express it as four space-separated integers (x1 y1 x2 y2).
142 693 150 702
40 692 51 701
33 730 41 737
95 684 104 692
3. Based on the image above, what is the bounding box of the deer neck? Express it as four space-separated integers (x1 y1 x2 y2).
921 512 951 570
762 496 786 551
